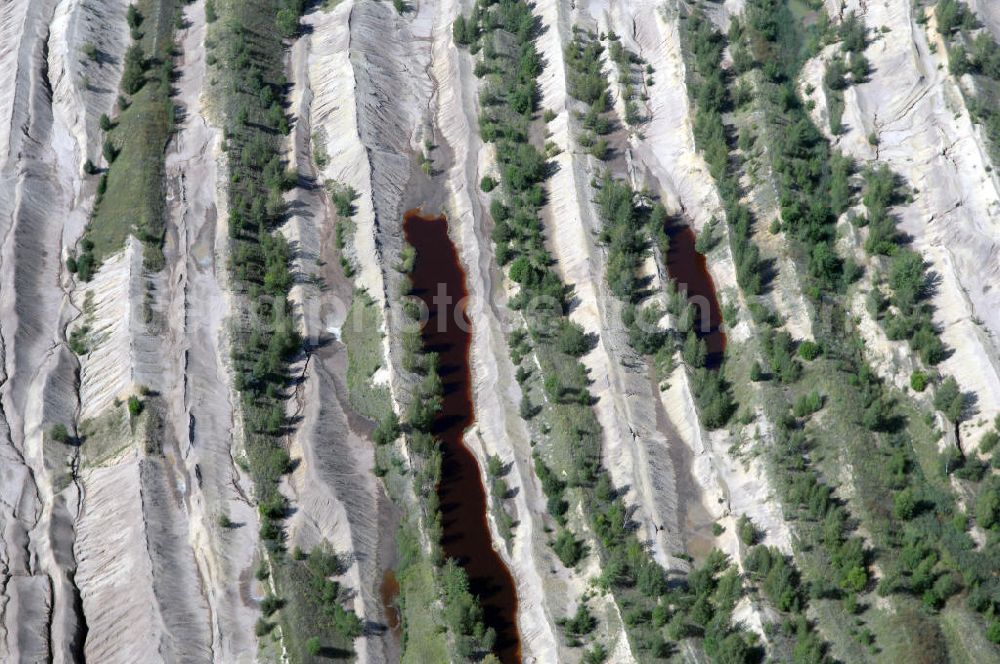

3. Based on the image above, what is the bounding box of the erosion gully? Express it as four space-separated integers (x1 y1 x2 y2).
402 209 521 663
663 220 727 367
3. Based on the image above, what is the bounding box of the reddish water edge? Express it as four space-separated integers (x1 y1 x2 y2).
402 209 521 663
663 221 727 367
379 570 401 638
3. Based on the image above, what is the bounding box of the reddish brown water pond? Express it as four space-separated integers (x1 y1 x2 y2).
378 570 401 638
663 220 727 368
402 209 521 663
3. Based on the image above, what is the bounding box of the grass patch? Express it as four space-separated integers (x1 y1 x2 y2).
79 407 134 467
396 524 450 664
342 290 392 421
86 0 179 269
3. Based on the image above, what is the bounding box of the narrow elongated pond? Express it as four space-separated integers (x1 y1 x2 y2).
663 220 727 368
402 209 521 663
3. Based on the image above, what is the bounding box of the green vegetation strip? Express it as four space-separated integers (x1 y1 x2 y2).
456 2 768 660
72 0 181 279
207 0 366 659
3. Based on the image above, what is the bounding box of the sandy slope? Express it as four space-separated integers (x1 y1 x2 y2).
280 5 399 661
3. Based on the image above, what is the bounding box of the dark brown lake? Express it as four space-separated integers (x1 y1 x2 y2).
403 209 521 663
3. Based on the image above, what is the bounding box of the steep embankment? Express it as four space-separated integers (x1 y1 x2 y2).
159 1 259 659
0 0 129 659
595 0 794 564
281 4 398 662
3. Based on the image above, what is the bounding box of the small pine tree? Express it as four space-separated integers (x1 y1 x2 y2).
126 4 142 29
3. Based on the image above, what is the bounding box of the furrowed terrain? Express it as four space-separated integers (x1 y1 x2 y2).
1 0 999 663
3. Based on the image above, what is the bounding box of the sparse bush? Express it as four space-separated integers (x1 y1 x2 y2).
50 424 70 443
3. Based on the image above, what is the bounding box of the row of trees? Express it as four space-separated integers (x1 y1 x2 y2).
688 10 764 296
207 1 370 658
737 1 1000 651
936 0 1000 164
681 8 878 660
459 0 759 657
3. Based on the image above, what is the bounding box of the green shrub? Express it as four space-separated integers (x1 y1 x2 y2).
934 376 964 422
557 320 590 357
893 488 917 520
737 514 759 546
260 594 283 616
255 618 273 636
373 412 400 445
560 602 597 637
797 340 821 360
276 8 299 37
479 175 497 192
452 15 472 45
553 529 584 567
980 431 999 454
50 424 70 443
910 371 928 392
127 395 143 418
793 390 823 418
102 140 118 164
329 183 358 217
121 44 145 95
